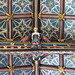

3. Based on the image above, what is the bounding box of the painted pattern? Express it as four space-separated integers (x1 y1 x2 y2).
13 54 32 66
40 0 60 14
40 69 60 75
64 55 75 68
0 72 9 75
0 20 8 41
13 70 33 75
12 18 32 40
65 72 75 75
41 19 59 40
40 54 59 66
65 0 75 15
12 0 32 14
64 20 75 40
0 0 8 15
0 54 9 67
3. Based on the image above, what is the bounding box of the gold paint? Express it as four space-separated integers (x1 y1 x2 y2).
38 11 42 20
58 66 66 74
7 65 14 73
47 28 51 31
58 13 66 21
47 46 50 49
21 26 25 31
21 54 25 58
18 46 21 49
4 46 7 49
30 12 33 18
53 44 56 46
5 13 14 21
24 43 27 46
21 1 24 7
58 39 65 42
11 43 14 46
48 1 53 6
31 63 35 72
7 39 13 42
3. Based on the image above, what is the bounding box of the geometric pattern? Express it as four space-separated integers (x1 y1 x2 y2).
12 18 32 40
64 20 75 40
13 70 33 75
64 55 75 68
65 72 75 75
0 20 8 41
40 54 59 66
12 0 32 14
41 19 59 40
0 54 9 67
0 72 9 75
0 0 8 15
40 0 60 14
65 0 75 15
40 69 60 75
13 55 32 66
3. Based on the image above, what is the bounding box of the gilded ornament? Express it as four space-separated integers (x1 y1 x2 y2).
48 1 53 6
5 13 14 21
7 39 13 42
31 63 35 72
38 11 42 20
7 65 14 73
58 66 66 74
58 13 66 21
58 39 65 42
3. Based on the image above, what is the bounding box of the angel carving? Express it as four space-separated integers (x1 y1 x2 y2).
20 27 51 49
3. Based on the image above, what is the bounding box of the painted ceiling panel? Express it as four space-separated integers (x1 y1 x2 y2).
41 19 59 40
12 18 32 40
65 0 75 15
0 72 9 75
0 0 8 15
65 72 75 75
12 0 32 14
40 69 60 75
13 70 33 75
40 54 59 66
0 20 8 41
64 19 75 41
40 0 60 14
0 54 9 67
13 54 32 66
64 55 75 68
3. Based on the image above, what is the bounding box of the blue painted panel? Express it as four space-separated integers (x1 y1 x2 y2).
40 69 60 75
0 54 9 67
41 19 59 40
65 0 75 15
13 55 32 66
13 70 33 75
40 54 59 66
0 0 8 14
64 20 75 40
64 55 75 68
0 72 9 75
12 0 32 14
40 0 60 14
12 18 32 40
